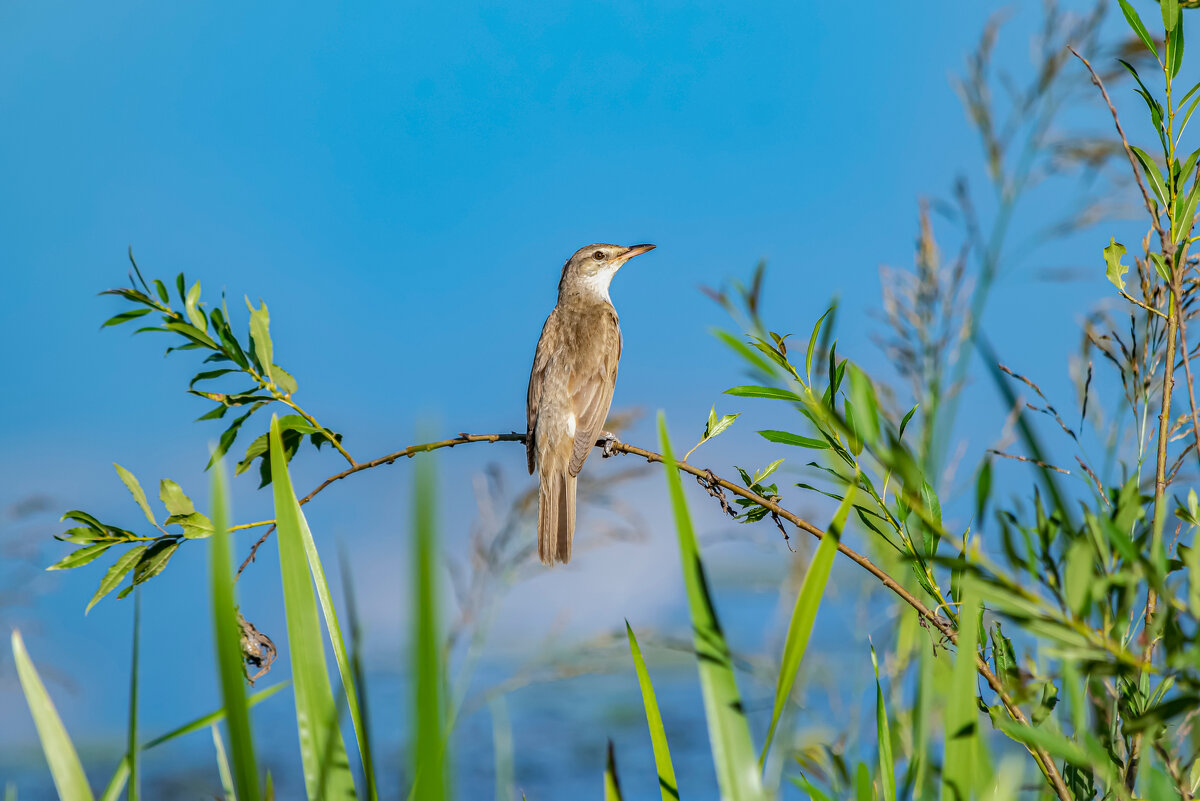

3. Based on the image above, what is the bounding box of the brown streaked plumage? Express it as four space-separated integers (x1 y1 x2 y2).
526 242 655 564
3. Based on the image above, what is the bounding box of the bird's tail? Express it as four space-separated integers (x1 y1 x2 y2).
538 469 576 565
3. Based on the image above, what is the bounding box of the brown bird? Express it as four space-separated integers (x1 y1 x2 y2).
526 242 655 564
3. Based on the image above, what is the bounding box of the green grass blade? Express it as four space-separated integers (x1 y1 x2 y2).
943 577 982 801
604 741 625 801
759 487 855 765
625 621 679 801
141 684 288 750
870 644 896 801
270 418 376 801
212 724 238 801
98 759 129 801
338 548 378 801
11 630 95 801
658 412 763 801
410 447 450 801
127 592 141 801
268 416 357 801
210 457 261 801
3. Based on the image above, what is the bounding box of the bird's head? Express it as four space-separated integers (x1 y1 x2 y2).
558 243 655 302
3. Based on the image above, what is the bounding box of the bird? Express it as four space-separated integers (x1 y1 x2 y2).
526 242 655 565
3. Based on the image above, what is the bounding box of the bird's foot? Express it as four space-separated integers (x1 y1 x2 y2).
600 431 621 458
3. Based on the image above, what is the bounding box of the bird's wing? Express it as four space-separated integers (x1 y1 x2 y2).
568 309 621 477
526 310 557 474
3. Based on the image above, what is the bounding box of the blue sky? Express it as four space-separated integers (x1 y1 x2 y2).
0 0 1155 796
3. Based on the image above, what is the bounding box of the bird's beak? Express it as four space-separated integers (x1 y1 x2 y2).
618 243 656 263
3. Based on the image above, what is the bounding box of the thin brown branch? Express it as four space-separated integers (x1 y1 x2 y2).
1177 267 1200 478
1068 46 1168 247
988 448 1071 475
231 430 1072 800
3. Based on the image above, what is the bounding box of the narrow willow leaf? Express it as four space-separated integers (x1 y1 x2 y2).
102 308 152 328
98 759 130 801
943 577 984 801
163 321 218 349
1169 19 1184 78
659 413 764 801
113 465 156 526
268 417 358 801
870 644 896 801
1118 0 1159 57
87 546 147 613
132 540 179 584
1150 252 1171 283
806 308 832 382
12 630 96 801
209 459 261 801
1131 146 1170 207
725 385 804 402
625 622 679 801
246 299 275 384
758 429 830 449
1103 239 1128 291
270 416 376 800
48 543 111 571
712 328 775 374
1163 0 1180 32
604 742 625 801
760 487 856 765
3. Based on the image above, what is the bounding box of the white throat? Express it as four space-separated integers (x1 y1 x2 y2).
573 265 620 304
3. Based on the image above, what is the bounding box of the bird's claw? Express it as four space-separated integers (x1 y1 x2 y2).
601 431 620 458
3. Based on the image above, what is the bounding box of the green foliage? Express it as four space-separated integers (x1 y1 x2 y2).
209 459 261 801
11 631 95 801
625 622 679 801
659 414 764 801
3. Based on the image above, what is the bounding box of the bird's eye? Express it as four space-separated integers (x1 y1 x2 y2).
592 250 605 261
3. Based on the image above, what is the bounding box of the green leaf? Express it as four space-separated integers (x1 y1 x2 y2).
1103 238 1129 291
269 416 376 800
712 328 775 375
1064 538 1093 617
165 512 214 539
758 429 830 449
185 281 205 332
625 622 678 801
113 464 156 527
1175 180 1200 242
102 308 152 328
755 458 785 483
847 365 880 447
871 644 896 801
806 308 832 382
211 725 237 801
659 413 764 801
86 546 146 613
11 630 96 801
246 299 275 384
1131 146 1170 208
898 405 918 440
269 417 359 801
943 577 986 801
132 540 179 585
272 365 298 396
760 487 856 765
1163 0 1180 32
1169 17 1184 78
47 543 112 571
704 408 740 440
1150 252 1172 283
209 458 261 801
1118 0 1160 58
725 385 804 402
163 321 218 349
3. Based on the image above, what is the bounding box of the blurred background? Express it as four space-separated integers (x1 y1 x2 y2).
0 0 1151 797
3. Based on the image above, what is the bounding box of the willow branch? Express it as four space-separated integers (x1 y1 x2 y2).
231 430 1072 800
